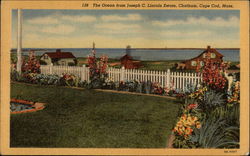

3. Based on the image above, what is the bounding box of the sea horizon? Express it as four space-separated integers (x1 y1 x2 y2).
10 48 240 62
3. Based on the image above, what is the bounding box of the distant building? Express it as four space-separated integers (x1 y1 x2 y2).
120 54 142 69
40 49 76 66
177 46 224 70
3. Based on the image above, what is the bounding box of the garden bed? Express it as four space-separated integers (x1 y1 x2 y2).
10 98 45 114
11 82 181 148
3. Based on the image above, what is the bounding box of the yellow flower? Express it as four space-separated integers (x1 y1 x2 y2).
181 114 187 120
192 116 198 122
177 121 183 127
181 126 185 132
196 122 201 129
203 87 207 91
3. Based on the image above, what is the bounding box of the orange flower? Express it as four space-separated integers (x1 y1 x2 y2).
187 103 198 109
185 127 193 135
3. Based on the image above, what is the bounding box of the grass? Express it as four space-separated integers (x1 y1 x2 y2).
76 57 181 71
140 60 181 71
10 83 181 148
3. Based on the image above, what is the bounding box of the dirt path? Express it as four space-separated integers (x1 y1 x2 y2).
166 134 175 148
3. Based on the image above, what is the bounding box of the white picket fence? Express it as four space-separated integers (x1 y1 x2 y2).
40 64 202 90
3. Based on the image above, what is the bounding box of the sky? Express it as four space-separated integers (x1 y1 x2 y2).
12 10 240 48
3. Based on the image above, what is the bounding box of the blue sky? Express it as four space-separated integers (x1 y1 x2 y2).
12 10 240 48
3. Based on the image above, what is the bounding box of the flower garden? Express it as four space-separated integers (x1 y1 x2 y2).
10 50 240 148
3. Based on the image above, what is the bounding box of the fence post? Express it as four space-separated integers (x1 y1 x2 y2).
81 64 86 81
49 63 53 74
121 66 125 82
166 69 170 88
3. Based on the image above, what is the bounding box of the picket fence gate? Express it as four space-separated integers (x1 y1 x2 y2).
40 64 202 91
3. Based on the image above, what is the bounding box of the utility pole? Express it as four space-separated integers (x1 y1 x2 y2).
92 42 96 55
16 9 22 73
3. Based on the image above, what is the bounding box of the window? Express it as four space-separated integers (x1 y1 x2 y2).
200 61 204 66
191 61 197 66
211 53 216 58
61 61 66 66
203 53 207 58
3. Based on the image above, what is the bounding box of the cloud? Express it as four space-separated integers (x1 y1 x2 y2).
27 16 59 25
24 33 39 39
41 25 75 34
101 14 142 21
152 16 239 27
23 25 41 32
61 15 96 22
94 23 140 30
19 33 239 48
96 29 142 35
161 30 213 38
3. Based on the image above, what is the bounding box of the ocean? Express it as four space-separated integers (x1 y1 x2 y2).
11 48 240 62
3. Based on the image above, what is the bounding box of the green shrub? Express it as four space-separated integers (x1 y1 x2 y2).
39 60 47 65
11 70 21 81
190 118 239 148
145 81 152 94
211 104 239 127
199 90 226 111
68 62 75 66
11 53 17 64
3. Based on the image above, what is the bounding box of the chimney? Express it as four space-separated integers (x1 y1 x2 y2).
126 45 131 56
56 49 61 53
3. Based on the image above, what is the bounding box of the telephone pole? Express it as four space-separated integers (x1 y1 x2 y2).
16 9 22 73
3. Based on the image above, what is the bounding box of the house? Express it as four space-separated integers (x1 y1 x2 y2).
177 46 224 70
40 49 76 66
120 54 142 69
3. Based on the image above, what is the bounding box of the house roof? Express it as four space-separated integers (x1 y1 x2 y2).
43 49 76 59
183 46 223 63
120 54 133 61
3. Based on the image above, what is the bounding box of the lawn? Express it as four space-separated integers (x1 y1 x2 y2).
76 57 181 71
10 83 181 148
140 60 181 71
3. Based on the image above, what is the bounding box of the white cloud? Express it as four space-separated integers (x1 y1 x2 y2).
101 14 142 21
96 29 142 35
23 25 41 32
152 16 239 27
161 30 212 38
20 33 239 48
94 23 140 30
41 25 75 34
27 16 60 25
61 15 96 22
24 33 39 39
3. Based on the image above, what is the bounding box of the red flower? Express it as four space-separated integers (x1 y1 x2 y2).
187 103 198 109
197 58 228 90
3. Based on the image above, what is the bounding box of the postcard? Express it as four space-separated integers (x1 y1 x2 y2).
1 0 249 155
